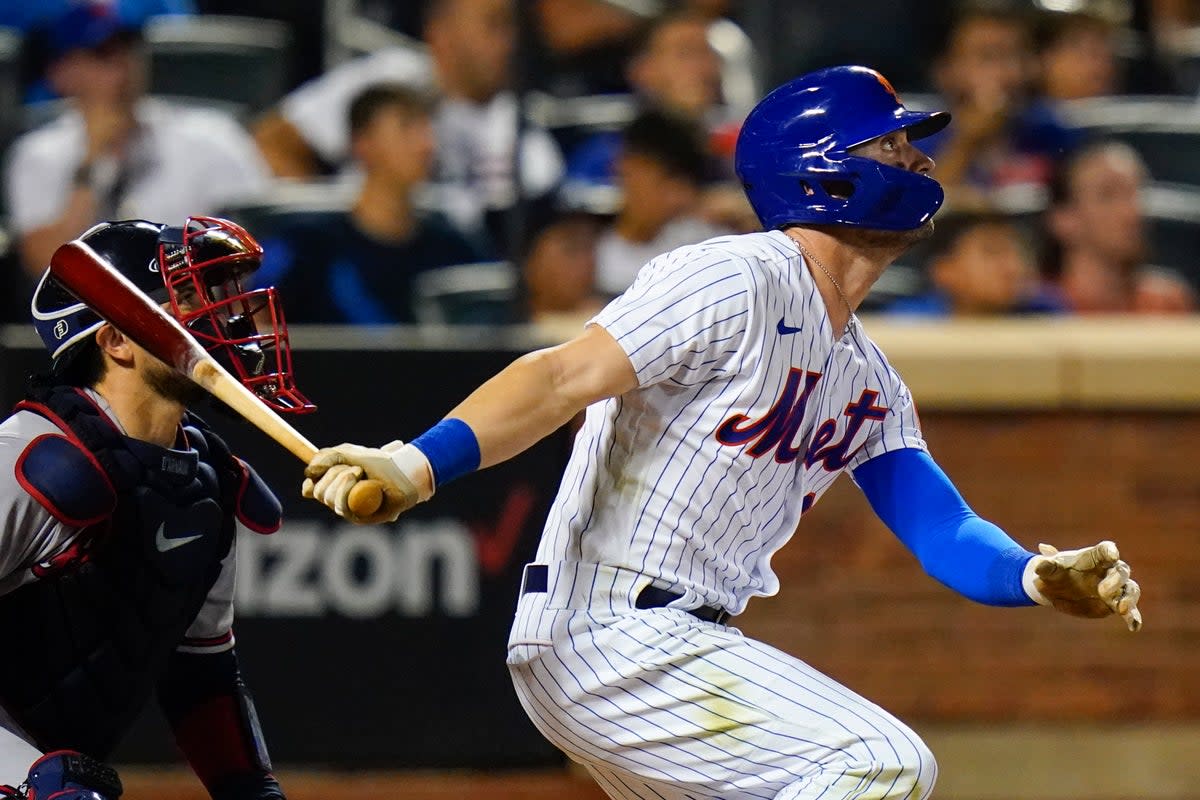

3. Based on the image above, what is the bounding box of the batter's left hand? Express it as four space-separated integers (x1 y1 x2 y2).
302 441 433 524
1025 540 1142 632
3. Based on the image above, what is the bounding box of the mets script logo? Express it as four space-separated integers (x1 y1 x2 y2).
715 368 888 469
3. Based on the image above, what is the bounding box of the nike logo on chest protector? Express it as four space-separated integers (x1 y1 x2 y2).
155 523 204 552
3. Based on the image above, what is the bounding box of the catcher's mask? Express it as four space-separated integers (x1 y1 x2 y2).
156 216 314 414
33 216 314 414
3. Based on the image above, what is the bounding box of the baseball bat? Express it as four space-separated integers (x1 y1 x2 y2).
49 240 385 517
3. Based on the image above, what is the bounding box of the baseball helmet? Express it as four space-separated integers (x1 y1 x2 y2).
735 65 951 232
32 216 313 413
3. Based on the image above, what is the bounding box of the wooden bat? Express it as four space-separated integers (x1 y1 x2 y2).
49 240 385 518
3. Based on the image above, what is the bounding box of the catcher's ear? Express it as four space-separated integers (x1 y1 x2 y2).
94 324 134 366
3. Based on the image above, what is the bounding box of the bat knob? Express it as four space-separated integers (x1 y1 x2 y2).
347 480 385 518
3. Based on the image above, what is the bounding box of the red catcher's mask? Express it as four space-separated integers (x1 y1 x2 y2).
157 216 314 414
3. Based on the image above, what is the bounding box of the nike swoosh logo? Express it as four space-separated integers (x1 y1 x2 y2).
155 523 204 552
777 317 803 336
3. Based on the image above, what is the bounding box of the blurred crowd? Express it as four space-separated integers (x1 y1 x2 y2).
1 0 1199 326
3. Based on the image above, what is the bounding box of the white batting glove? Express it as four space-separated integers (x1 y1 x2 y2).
1022 540 1143 632
302 441 435 524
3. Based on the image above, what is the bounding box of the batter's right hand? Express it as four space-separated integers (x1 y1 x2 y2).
302 441 434 524
1025 540 1143 632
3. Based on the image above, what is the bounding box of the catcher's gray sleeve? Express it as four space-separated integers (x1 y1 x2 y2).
179 536 237 653
0 411 83 596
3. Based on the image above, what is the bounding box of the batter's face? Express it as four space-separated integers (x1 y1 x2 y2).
845 130 937 246
849 129 935 176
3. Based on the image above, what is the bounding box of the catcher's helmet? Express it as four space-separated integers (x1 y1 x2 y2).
735 65 951 232
32 217 313 413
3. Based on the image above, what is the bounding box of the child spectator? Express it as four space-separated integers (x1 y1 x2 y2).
255 85 489 324
594 110 728 296
889 209 1062 316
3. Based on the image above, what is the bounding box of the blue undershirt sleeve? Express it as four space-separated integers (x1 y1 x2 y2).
851 447 1036 607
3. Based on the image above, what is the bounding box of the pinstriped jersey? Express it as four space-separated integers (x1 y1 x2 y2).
536 229 926 615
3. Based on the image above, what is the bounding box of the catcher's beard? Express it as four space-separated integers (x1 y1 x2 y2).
144 357 207 407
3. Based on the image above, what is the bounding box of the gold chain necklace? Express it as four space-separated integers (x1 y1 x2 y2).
792 238 855 325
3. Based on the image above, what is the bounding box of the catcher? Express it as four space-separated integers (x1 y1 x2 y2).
0 217 310 800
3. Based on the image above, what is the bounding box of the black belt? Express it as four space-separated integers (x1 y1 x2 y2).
520 564 732 625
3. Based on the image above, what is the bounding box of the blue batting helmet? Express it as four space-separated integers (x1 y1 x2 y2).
735 65 951 232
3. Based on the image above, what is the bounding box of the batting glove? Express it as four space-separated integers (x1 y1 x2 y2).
1022 540 1143 632
302 441 434 524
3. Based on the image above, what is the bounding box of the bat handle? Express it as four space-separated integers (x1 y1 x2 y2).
189 360 387 517
347 480 387 518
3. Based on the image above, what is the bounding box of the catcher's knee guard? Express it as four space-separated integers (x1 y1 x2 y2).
20 751 122 799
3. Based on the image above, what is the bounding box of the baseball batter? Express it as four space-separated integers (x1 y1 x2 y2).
303 66 1143 800
0 218 306 800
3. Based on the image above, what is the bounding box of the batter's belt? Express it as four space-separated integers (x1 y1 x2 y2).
520 562 732 625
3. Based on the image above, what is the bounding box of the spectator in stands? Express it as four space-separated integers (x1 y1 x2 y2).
522 211 605 324
595 110 728 296
563 11 761 236
252 0 563 255
532 0 645 96
3 2 269 278
1149 0 1200 49
0 0 192 35
769 0 957 95
1044 140 1196 314
2 0 195 102
888 209 1063 316
565 10 726 188
531 0 755 104
919 5 1080 200
1035 11 1120 101
255 84 489 325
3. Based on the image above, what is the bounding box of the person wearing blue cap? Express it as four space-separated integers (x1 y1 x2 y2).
3 1 268 280
0 0 193 40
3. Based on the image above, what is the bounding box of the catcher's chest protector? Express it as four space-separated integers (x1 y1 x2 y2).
0 385 239 758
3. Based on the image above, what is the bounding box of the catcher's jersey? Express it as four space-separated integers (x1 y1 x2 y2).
535 230 925 614
0 390 236 653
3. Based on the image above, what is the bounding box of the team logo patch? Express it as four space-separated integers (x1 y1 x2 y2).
873 71 899 101
52 319 69 340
